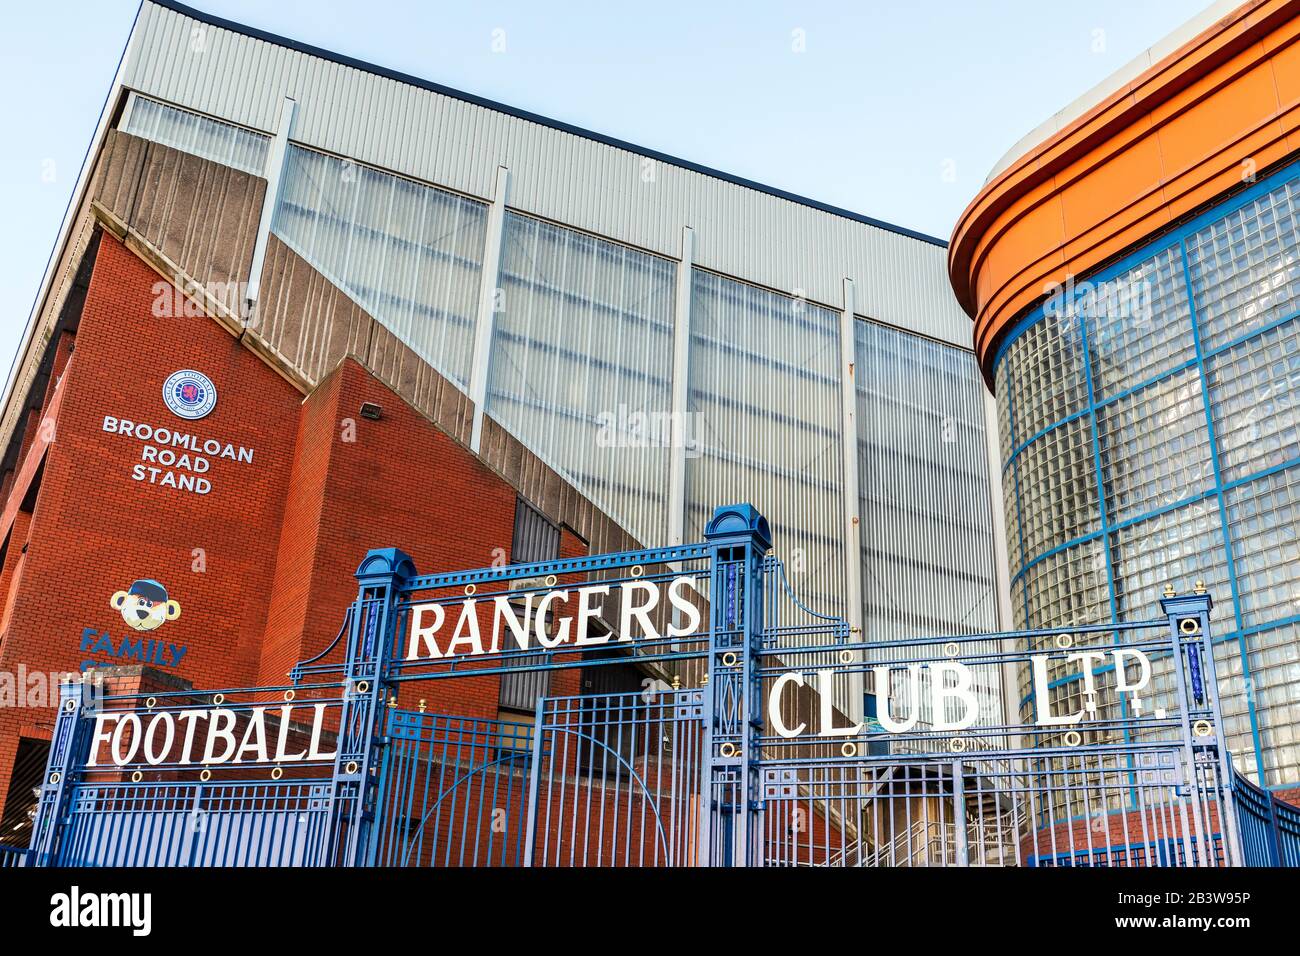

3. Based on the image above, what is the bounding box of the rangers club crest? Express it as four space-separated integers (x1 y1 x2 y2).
161 369 217 420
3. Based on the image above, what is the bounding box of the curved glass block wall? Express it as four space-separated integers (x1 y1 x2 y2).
996 160 1300 786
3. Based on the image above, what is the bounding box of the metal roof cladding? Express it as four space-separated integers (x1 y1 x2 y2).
148 0 945 247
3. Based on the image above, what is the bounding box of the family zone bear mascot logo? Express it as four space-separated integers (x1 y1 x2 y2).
111 579 182 632
162 369 217 420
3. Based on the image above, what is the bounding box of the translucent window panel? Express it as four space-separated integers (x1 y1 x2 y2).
487 213 676 547
1111 496 1231 626
1096 368 1213 524
1019 537 1110 633
1207 316 1300 484
854 320 998 640
685 271 844 619
272 145 487 387
1015 416 1100 564
1186 173 1300 352
119 94 269 176
1225 465 1300 629
1081 245 1194 400
1000 312 1088 445
1247 621 1300 785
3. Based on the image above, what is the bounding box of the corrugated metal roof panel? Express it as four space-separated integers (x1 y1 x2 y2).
124 0 971 347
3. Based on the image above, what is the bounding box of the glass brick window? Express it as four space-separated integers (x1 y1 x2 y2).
1001 461 1023 570
1082 244 1194 401
1110 497 1230 627
1249 621 1300 782
1096 368 1212 524
1015 415 1099 567
1186 174 1300 352
1207 316 1300 484
1000 311 1088 447
1019 538 1110 636
1225 468 1300 630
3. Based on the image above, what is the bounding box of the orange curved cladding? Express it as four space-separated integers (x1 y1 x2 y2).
949 0 1300 386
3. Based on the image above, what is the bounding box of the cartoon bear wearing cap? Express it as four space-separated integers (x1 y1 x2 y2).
110 579 182 632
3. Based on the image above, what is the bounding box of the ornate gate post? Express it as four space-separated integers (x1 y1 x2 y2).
29 678 97 865
700 504 771 867
327 547 415 866
1160 585 1242 866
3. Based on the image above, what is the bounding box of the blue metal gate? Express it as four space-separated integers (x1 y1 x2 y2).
22 503 1274 866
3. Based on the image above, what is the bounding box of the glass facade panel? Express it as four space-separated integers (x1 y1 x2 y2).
854 320 998 639
995 159 1300 786
1015 416 1098 566
1001 460 1022 570
1186 174 1300 351
1111 497 1230 627
119 94 269 176
1082 245 1194 400
487 213 676 547
1000 312 1087 446
1096 369 1211 524
1249 621 1300 783
1207 316 1300 484
272 144 487 387
685 271 844 618
1225 467 1300 630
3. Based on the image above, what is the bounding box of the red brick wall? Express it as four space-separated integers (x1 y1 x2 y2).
0 237 304 813
256 357 521 720
0 235 565 821
1022 802 1228 866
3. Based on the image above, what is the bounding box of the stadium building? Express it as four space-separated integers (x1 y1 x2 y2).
0 0 1006 838
951 0 1300 798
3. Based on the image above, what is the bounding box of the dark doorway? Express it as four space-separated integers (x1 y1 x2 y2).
0 738 50 848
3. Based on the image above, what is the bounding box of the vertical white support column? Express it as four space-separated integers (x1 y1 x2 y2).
244 96 296 313
840 279 865 722
983 388 1020 735
667 226 694 547
469 165 511 454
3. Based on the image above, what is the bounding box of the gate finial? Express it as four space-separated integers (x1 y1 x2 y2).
704 503 772 551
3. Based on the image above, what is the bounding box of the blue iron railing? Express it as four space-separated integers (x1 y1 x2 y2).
1233 771 1300 867
20 502 1295 868
0 844 30 867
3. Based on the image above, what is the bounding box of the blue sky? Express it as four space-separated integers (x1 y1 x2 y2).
1 0 1211 366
